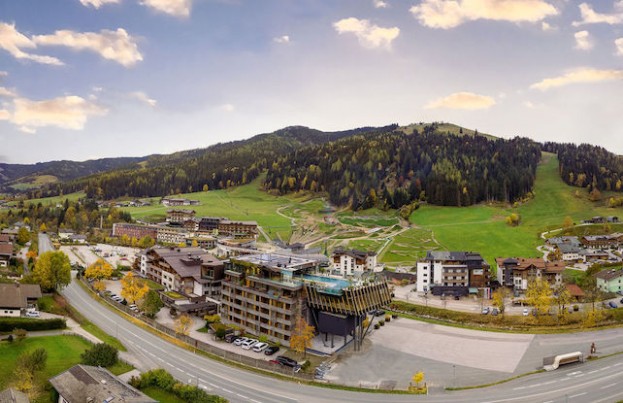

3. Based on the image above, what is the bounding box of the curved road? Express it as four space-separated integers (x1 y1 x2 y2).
41 235 623 402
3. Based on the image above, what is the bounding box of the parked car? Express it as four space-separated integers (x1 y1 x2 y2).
276 355 299 368
491 308 499 316
252 342 268 353
481 307 490 315
264 346 280 356
370 309 385 317
241 339 259 350
522 308 529 316
609 301 618 309
233 337 248 346
25 311 40 318
225 334 240 343
619 297 623 304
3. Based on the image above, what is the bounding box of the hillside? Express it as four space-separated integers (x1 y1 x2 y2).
25 124 398 200
0 157 144 192
265 127 541 208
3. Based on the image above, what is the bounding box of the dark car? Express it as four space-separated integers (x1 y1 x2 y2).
373 309 385 317
609 301 618 309
264 346 280 356
276 355 299 367
619 297 623 304
224 334 240 343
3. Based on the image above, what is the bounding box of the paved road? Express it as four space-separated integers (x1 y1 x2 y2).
60 275 623 403
45 234 623 403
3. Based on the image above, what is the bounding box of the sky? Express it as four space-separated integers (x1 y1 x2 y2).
0 0 622 164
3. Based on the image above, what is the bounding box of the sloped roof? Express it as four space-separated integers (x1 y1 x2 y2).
0 243 13 257
0 283 42 309
566 284 585 297
0 388 30 403
49 365 156 403
595 269 623 281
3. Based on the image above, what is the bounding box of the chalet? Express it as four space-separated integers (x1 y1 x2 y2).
0 283 42 317
0 388 29 403
139 247 224 299
49 365 156 403
161 197 199 206
580 249 610 262
0 243 13 267
565 284 585 301
595 269 623 293
547 236 580 248
331 248 377 276
166 209 196 224
217 220 258 238
581 235 619 249
416 251 490 295
58 229 75 240
112 222 158 240
496 257 565 291
557 243 581 262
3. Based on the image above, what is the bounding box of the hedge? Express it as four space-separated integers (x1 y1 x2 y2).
0 317 66 332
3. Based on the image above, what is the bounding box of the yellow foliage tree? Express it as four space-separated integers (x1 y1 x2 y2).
562 216 574 229
93 280 107 292
174 314 193 335
525 278 553 317
39 223 47 233
84 258 113 282
120 272 149 304
290 317 315 357
412 371 424 388
33 251 72 291
491 289 507 316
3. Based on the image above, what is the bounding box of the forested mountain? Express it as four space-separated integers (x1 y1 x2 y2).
265 127 541 208
0 157 144 192
542 142 623 193
28 125 398 200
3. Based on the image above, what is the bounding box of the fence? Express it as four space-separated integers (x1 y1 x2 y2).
82 279 315 380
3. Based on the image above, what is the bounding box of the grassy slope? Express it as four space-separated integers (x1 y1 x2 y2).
122 174 312 240
0 335 91 400
409 152 619 266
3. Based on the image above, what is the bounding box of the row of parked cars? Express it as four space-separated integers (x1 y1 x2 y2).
225 333 280 355
224 334 300 370
109 293 140 313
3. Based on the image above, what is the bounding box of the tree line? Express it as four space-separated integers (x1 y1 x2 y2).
265 125 541 208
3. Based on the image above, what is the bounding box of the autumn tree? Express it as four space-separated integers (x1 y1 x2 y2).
412 371 425 388
17 227 30 245
140 290 164 318
174 314 193 335
120 272 149 304
290 317 315 357
39 223 47 233
85 258 114 283
33 251 72 291
580 275 601 312
138 235 155 249
525 278 553 317
547 248 562 262
491 288 507 316
562 216 574 230
553 283 573 320
505 213 520 227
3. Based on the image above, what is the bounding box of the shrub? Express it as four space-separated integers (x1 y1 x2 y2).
374 324 380 330
212 323 228 340
135 369 227 403
204 314 220 325
0 318 66 332
379 320 385 326
14 328 27 340
385 315 391 322
81 343 118 367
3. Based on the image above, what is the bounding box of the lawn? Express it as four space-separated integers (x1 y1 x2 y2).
8 191 86 207
406 153 619 267
141 386 185 403
0 335 92 401
379 228 440 265
121 174 296 240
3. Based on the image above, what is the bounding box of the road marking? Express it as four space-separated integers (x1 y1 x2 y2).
542 400 554 403
569 392 587 398
236 394 249 399
222 388 233 393
600 383 617 389
601 366 611 370
593 393 623 403
513 386 526 390
588 370 598 374
614 362 623 367
567 371 582 376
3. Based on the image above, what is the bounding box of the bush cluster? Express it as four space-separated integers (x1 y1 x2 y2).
129 369 227 403
0 318 66 332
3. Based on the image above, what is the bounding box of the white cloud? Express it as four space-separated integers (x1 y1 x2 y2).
541 21 555 31
140 0 191 17
0 71 7 77
9 95 107 133
0 87 16 98
0 109 10 120
33 28 143 67
130 91 157 107
333 18 400 50
79 0 121 8
18 126 36 134
410 0 558 29
273 35 290 44
531 67 623 91
425 91 496 109
574 30 593 50
573 2 623 26
219 103 235 112
616 38 623 56
0 22 63 65
373 0 389 8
